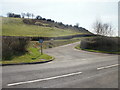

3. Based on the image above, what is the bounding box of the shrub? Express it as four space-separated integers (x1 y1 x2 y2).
23 19 36 24
35 22 43 26
80 36 120 52
2 36 31 60
47 19 52 22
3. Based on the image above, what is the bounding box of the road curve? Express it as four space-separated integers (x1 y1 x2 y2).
2 42 118 88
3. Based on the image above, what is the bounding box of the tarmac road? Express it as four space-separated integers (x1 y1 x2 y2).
2 42 119 88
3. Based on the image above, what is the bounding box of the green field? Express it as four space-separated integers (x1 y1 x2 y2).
2 17 89 37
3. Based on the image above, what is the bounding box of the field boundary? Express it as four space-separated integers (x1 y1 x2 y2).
2 34 95 41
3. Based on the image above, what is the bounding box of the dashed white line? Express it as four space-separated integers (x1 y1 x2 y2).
59 44 73 47
97 64 119 70
73 48 80 51
7 71 82 87
81 59 86 60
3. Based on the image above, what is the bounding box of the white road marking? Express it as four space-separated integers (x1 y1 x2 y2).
7 71 82 87
97 64 119 70
59 44 73 47
59 42 79 48
81 59 86 60
73 49 80 51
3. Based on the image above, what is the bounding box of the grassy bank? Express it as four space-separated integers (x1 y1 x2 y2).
1 42 53 64
2 17 87 37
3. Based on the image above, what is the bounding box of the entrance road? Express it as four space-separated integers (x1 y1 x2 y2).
2 42 119 88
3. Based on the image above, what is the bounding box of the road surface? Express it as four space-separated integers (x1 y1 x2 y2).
2 42 119 88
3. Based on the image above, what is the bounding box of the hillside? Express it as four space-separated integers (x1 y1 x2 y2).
2 17 92 37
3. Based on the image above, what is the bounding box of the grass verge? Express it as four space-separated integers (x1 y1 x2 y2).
75 44 120 54
1 44 54 65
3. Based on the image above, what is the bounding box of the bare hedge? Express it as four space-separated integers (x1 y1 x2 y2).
2 36 31 60
80 36 120 52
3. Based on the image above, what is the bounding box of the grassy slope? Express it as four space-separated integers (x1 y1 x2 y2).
2 17 90 37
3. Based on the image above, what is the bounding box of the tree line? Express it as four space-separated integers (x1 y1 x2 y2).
7 12 54 21
7 12 34 19
7 12 61 24
7 12 86 31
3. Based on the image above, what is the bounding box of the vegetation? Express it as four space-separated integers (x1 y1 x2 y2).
93 20 114 36
7 12 34 19
5 12 90 33
31 38 80 49
6 12 89 33
31 37 94 49
1 13 94 65
78 36 120 54
75 45 120 54
7 12 21 18
75 20 119 54
2 36 92 64
2 17 89 37
2 36 31 60
1 16 92 65
1 36 53 64
1 47 53 64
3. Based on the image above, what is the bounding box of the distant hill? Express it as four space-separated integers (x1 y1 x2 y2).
2 17 93 37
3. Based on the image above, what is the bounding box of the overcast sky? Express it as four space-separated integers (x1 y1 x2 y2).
1 0 119 35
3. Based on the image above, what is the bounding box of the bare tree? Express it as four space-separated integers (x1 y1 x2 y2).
26 12 31 19
21 13 26 18
76 23 79 27
31 13 34 19
93 20 114 36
